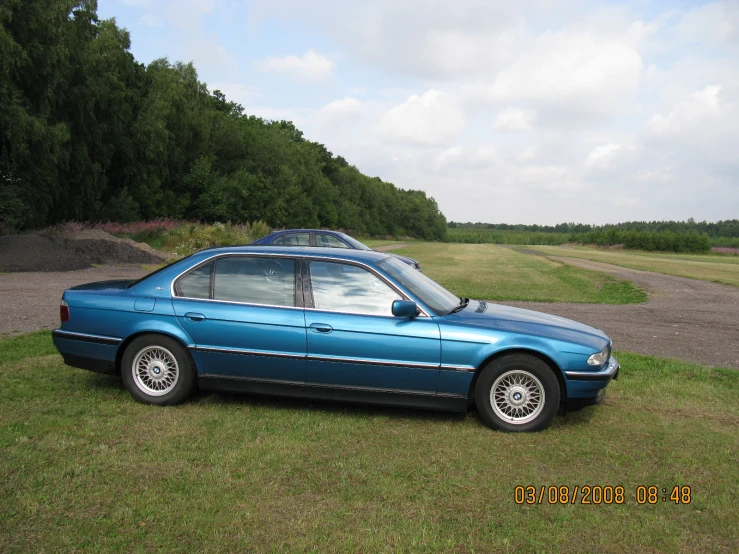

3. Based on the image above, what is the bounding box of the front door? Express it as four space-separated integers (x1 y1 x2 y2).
303 260 440 393
172 255 305 383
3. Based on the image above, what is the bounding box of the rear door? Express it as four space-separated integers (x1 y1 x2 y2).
303 259 440 393
172 255 306 383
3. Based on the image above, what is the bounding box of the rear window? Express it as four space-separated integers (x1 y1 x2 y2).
174 261 213 299
174 256 297 307
214 257 296 306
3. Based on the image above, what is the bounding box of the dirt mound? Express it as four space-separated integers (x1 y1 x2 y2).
0 235 92 272
0 233 164 272
64 229 173 261
54 238 163 265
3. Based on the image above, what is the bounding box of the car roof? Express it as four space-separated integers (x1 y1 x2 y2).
192 245 390 263
266 229 345 236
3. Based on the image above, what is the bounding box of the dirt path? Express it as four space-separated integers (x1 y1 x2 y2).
500 256 739 369
0 266 148 335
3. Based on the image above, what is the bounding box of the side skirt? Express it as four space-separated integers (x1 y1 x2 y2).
198 375 469 413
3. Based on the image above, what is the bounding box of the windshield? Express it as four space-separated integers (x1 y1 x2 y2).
337 233 372 251
377 257 460 316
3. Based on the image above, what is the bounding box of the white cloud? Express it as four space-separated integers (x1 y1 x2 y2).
585 143 622 168
379 90 465 147
494 108 536 131
256 50 336 81
646 85 723 136
467 30 643 120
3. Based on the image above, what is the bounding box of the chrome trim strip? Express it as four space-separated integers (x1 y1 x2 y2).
193 346 304 359
440 364 476 372
566 357 620 381
52 329 122 345
437 392 468 399
307 354 439 369
170 252 431 318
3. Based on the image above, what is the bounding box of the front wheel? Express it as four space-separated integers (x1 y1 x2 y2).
121 334 196 406
474 354 560 432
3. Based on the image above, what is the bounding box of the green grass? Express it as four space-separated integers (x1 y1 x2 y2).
362 238 412 248
1 333 737 552
527 245 739 287
391 243 646 303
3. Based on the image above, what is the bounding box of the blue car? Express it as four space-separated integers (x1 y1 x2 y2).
52 247 618 431
251 229 422 270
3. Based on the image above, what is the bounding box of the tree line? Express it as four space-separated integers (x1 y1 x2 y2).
449 219 739 239
0 0 448 240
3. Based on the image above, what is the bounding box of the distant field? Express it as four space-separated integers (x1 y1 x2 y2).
391 243 646 304
527 245 739 287
1 332 737 552
445 227 570 245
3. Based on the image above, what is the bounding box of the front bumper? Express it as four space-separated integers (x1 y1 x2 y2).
565 356 619 382
564 356 619 401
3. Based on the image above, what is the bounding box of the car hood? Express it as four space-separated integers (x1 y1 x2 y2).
443 300 610 349
69 280 132 291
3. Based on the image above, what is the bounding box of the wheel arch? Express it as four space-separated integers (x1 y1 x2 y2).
467 348 567 406
115 331 196 375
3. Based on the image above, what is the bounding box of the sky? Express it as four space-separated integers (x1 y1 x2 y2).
98 0 739 225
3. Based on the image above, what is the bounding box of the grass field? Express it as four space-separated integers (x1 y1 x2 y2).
388 243 646 303
1 331 737 552
525 246 739 287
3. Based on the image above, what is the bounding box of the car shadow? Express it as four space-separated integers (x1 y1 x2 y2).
200 389 470 425
80 371 596 430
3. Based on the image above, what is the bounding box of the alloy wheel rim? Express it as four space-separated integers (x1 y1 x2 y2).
490 370 545 424
132 346 179 396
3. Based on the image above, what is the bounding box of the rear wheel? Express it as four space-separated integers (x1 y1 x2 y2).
475 354 560 432
121 335 196 405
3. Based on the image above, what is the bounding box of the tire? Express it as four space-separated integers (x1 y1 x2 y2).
121 334 196 406
474 354 560 432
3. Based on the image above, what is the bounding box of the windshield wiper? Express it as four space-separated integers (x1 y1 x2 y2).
448 297 469 314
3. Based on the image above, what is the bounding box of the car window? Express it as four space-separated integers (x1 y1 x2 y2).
315 234 350 248
214 257 296 306
272 235 285 245
309 261 401 316
283 233 310 246
174 261 213 299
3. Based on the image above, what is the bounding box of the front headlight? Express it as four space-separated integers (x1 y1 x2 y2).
587 346 610 366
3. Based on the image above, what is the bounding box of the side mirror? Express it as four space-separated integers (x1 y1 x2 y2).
392 299 418 318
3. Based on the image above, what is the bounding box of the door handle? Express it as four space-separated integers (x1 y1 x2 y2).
309 323 333 333
184 312 205 322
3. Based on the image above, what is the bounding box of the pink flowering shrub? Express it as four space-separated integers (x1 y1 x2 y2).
712 247 739 255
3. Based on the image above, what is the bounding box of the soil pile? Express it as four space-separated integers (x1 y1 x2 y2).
0 232 165 272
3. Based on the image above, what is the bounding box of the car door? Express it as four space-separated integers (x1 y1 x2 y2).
172 254 306 383
303 259 440 393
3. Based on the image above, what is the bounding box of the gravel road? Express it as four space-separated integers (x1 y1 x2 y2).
500 256 739 369
1 256 737 369
0 266 148 335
